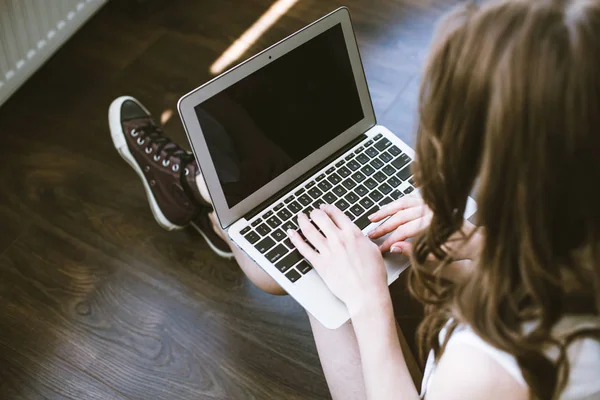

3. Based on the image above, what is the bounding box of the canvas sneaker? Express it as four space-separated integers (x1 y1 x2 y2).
108 96 233 258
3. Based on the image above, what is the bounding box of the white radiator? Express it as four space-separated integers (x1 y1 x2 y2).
0 0 107 106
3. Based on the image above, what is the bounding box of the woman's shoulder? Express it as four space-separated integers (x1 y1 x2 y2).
422 316 600 399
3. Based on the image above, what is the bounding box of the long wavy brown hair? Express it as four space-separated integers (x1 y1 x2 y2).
409 1 600 399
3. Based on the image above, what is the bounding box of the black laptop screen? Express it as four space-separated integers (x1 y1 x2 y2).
194 23 364 208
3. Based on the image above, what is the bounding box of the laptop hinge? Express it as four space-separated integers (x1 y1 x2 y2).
245 133 368 220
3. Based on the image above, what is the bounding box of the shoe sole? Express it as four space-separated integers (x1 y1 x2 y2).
108 96 184 231
190 221 235 260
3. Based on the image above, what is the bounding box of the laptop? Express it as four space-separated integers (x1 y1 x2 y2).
178 7 476 329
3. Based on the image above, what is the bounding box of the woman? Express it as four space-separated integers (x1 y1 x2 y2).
109 0 600 398
289 0 600 398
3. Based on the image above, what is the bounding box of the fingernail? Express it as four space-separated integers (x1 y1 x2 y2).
390 246 403 254
319 203 326 210
287 229 294 236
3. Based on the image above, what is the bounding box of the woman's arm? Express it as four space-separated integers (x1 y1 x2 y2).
288 205 421 400
351 293 421 400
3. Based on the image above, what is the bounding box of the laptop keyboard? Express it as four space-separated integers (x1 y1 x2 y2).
239 134 415 283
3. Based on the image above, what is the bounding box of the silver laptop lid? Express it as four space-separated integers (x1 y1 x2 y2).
178 7 375 229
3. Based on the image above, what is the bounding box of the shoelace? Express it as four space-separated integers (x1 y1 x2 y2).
131 124 195 176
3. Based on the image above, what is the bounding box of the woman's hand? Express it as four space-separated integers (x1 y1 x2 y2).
367 194 483 276
287 204 390 316
367 195 433 254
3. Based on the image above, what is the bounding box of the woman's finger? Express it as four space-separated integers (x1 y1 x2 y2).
379 215 432 252
310 207 341 239
287 229 320 266
368 195 424 222
321 204 357 232
368 205 429 240
297 213 328 253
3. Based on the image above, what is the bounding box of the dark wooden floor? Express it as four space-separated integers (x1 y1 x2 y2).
0 0 465 398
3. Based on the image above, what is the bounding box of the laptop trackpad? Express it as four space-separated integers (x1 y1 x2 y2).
369 231 411 283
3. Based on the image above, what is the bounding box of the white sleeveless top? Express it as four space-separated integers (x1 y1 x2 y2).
420 316 600 399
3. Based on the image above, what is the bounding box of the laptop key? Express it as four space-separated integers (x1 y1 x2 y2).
365 147 379 158
266 216 282 229
390 189 404 200
354 185 368 197
388 176 402 187
282 220 297 231
397 164 413 181
240 226 251 235
326 167 335 174
251 218 262 227
338 166 351 178
379 152 393 163
392 154 411 170
308 187 323 199
364 178 377 190
297 260 313 274
347 160 361 171
274 203 284 211
283 238 294 249
263 210 273 219
380 196 394 206
333 185 347 196
342 178 357 190
370 158 384 169
284 196 294 204
374 133 383 140
354 146 364 154
271 229 286 242
345 211 357 221
323 192 338 203
256 223 271 236
373 172 387 183
335 160 344 168
313 199 326 209
316 174 326 182
335 199 350 211
288 201 302 213
356 153 370 165
364 139 374 147
255 237 276 253
345 191 359 204
369 190 384 202
277 208 292 221
351 171 366 183
275 250 303 273
328 173 342 184
266 244 288 264
243 230 261 245
361 164 375 176
345 153 355 161
374 138 391 151
354 206 379 230
294 188 305 196
408 176 416 186
359 197 374 209
350 204 365 217
379 183 392 194
388 145 402 156
285 269 302 282
298 194 312 206
404 186 415 194
318 180 332 192
383 165 397 176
